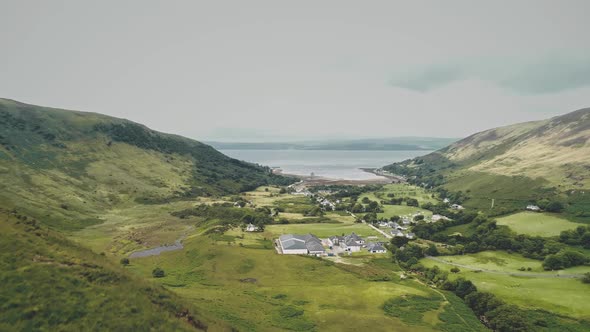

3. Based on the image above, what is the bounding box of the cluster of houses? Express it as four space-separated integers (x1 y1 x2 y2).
277 232 386 256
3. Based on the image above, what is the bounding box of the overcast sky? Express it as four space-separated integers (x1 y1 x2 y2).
2 1 589 141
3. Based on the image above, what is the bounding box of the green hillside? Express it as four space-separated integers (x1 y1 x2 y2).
0 209 225 331
384 108 590 220
0 98 294 230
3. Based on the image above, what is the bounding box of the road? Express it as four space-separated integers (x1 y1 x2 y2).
425 255 584 279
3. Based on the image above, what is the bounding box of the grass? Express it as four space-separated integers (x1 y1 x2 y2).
496 212 583 237
0 214 215 331
127 228 484 331
265 220 386 240
420 252 590 319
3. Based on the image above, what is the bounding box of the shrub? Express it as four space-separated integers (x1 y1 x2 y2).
450 267 460 273
152 267 165 278
120 258 130 266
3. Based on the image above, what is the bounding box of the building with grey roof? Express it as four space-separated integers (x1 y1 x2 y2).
278 234 325 256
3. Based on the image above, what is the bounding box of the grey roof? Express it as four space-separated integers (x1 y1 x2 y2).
367 242 386 251
279 234 325 253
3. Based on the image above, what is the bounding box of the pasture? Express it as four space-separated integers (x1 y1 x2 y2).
127 230 484 331
496 212 582 237
420 252 590 319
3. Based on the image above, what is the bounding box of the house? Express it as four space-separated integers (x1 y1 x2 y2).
405 233 416 239
526 205 541 212
245 223 258 232
278 234 325 256
340 232 364 252
366 242 387 254
389 222 401 229
451 204 464 210
431 214 450 222
378 221 389 227
402 218 411 225
391 229 405 237
327 235 344 247
443 198 450 203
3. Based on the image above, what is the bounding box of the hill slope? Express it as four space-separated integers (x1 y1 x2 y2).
0 98 293 230
0 209 223 331
384 108 590 219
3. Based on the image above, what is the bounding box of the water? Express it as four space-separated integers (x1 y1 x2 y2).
219 149 430 180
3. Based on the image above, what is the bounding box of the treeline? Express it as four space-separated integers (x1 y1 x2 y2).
391 243 587 331
171 203 273 230
413 215 589 270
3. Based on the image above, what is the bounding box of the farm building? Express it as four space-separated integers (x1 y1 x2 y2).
278 234 325 256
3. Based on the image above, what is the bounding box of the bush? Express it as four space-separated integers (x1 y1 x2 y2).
152 267 165 278
582 272 590 284
450 267 460 273
120 258 130 266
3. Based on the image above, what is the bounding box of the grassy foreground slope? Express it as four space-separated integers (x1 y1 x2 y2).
384 107 590 219
0 98 293 230
0 211 224 331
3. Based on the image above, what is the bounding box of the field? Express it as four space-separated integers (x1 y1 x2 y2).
265 213 386 240
496 212 582 237
359 184 434 220
420 252 590 319
127 229 485 331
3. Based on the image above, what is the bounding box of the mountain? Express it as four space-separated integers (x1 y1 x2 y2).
384 108 590 219
207 137 457 151
0 98 294 231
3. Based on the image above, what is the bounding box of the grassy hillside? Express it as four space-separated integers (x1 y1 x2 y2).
0 98 294 230
384 107 590 220
0 210 225 331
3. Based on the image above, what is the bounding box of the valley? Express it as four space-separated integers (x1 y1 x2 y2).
1 99 590 331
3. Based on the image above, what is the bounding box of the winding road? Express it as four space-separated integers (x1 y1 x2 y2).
424 255 584 279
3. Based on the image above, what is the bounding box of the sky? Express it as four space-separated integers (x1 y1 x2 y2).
1 0 590 141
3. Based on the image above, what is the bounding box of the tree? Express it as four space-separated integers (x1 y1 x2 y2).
351 203 364 213
152 267 165 278
413 215 424 222
582 272 590 284
545 201 564 213
120 258 130 266
454 278 477 298
406 198 419 207
361 197 370 204
391 236 410 248
425 244 439 256
450 267 460 273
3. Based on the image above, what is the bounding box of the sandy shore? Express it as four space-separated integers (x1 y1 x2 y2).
273 168 401 186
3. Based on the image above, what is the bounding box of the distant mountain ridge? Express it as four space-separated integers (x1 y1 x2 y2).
207 137 457 151
384 107 590 219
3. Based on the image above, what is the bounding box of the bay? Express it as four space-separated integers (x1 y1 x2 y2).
219 149 430 180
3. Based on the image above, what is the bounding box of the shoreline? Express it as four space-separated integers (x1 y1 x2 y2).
274 168 402 186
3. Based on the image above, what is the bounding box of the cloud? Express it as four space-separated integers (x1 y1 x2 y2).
388 54 590 95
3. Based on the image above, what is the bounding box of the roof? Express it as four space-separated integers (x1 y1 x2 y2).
367 243 386 251
279 234 325 253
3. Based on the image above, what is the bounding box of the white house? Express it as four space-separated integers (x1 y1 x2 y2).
391 229 405 237
366 242 387 254
443 198 450 203
406 233 416 239
245 223 258 232
451 204 464 210
340 233 364 252
431 214 450 222
526 205 541 212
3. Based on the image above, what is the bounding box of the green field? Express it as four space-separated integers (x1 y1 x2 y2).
420 252 590 319
358 184 435 220
265 215 386 241
496 212 582 237
127 230 484 331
